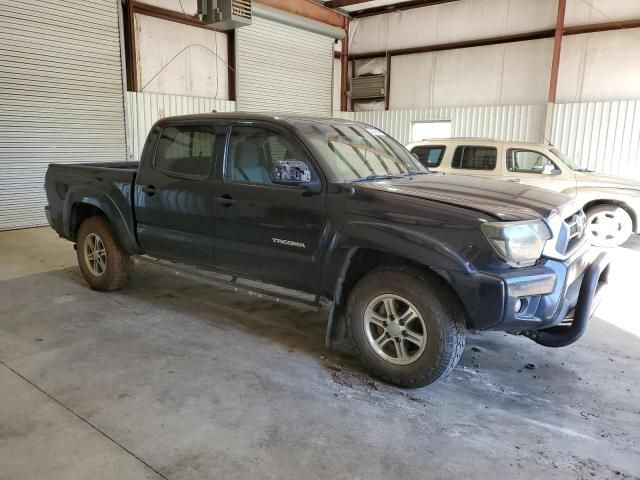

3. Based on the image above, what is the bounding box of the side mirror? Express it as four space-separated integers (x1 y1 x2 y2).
542 164 561 175
271 160 320 192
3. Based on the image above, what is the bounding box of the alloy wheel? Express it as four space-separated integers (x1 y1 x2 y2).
363 294 427 366
84 233 107 277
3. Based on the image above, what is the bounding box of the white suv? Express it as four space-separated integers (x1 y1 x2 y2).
406 138 640 247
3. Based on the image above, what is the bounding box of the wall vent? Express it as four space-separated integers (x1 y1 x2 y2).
198 0 252 29
351 74 386 101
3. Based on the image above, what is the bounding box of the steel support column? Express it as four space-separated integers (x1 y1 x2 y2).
340 17 349 111
548 0 566 103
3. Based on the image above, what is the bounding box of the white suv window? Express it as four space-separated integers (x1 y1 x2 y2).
507 149 557 174
451 146 497 171
410 145 445 168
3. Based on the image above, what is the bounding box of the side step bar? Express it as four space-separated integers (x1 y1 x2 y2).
137 256 325 311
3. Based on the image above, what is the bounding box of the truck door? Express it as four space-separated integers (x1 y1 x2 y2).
503 147 577 196
134 122 219 265
211 123 326 293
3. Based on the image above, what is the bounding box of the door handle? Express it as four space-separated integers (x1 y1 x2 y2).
215 194 237 206
142 185 157 195
507 178 521 183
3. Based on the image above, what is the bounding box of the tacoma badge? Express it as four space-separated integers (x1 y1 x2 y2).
272 238 306 248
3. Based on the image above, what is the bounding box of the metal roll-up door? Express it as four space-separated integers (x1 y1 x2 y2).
0 0 127 230
236 16 334 116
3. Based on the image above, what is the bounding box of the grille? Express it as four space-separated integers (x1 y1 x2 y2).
232 0 252 19
563 210 587 254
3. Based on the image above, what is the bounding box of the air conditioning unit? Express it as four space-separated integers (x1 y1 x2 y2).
198 0 252 29
351 74 386 101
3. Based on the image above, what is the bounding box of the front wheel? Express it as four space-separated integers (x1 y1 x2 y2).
586 205 632 247
76 216 133 291
346 266 466 388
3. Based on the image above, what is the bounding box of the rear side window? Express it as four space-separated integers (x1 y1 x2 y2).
155 125 216 178
451 146 497 170
411 145 445 168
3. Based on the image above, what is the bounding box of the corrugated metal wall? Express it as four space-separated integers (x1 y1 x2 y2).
0 0 127 230
550 100 640 179
125 92 236 161
236 16 334 116
336 104 547 146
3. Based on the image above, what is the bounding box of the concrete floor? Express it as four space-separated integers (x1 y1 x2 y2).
1 228 639 480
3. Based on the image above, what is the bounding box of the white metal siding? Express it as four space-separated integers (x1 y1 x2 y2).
236 16 333 116
550 100 640 178
0 0 126 230
336 104 547 145
126 92 236 162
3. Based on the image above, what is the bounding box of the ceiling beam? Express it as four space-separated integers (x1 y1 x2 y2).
133 0 347 30
325 0 375 9
340 17 640 60
257 0 347 27
345 28 556 60
349 0 458 18
564 17 640 35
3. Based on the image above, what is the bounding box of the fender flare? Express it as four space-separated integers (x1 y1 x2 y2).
63 186 141 255
322 222 474 347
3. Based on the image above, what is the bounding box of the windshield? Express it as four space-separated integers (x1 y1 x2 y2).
550 147 589 171
295 122 428 182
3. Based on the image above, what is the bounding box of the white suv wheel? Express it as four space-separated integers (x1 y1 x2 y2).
586 205 633 247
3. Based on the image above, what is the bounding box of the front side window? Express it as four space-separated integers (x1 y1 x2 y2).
295 122 427 182
226 126 307 185
411 145 445 168
507 149 557 174
451 146 497 170
155 125 216 177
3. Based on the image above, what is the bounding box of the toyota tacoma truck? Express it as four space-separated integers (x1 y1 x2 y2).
44 114 610 387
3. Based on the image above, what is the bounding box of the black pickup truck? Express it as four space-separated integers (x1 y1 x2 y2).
45 114 610 387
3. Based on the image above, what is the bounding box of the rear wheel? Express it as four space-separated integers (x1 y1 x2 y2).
586 205 632 247
76 216 133 291
346 266 466 388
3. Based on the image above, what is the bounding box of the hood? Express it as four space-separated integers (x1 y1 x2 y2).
574 171 640 192
356 174 574 221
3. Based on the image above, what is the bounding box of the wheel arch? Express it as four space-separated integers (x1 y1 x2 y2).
63 190 141 255
68 202 106 241
582 199 637 232
324 246 469 349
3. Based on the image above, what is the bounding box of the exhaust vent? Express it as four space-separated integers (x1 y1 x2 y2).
198 0 252 29
351 74 386 101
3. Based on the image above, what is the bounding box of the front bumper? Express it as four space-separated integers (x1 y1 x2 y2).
445 246 610 333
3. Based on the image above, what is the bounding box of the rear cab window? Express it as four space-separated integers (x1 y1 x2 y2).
411 145 446 168
155 125 216 178
451 146 497 170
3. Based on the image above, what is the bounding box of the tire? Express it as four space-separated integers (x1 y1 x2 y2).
346 266 466 388
76 216 133 291
586 205 633 248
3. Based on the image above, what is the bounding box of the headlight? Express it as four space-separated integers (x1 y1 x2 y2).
482 220 552 267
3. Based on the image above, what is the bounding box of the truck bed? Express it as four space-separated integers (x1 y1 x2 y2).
44 162 139 252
